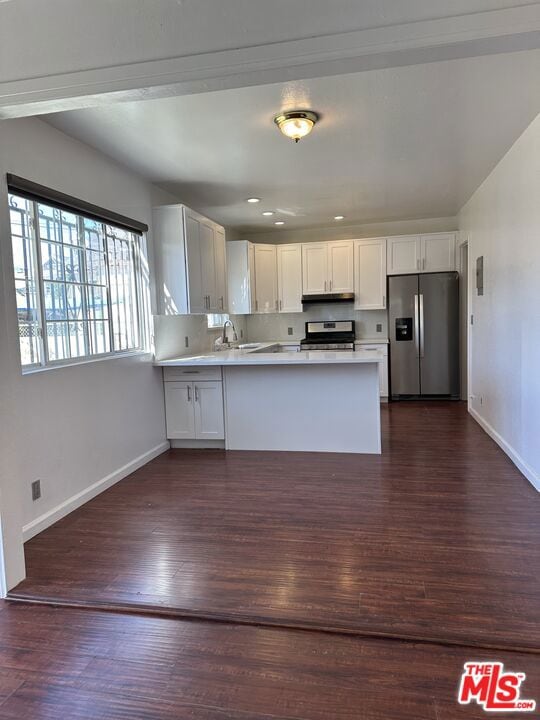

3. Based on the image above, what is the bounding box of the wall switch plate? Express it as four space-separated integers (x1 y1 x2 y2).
31 480 41 501
184 336 189 348
376 323 382 333
288 327 293 335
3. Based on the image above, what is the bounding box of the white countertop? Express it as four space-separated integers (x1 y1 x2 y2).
155 346 383 367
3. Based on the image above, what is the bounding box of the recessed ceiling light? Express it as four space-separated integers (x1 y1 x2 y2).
274 110 319 143
274 221 285 226
334 215 345 220
246 197 260 203
262 211 274 216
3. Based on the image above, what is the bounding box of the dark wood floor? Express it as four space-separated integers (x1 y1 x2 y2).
9 402 540 651
0 600 538 719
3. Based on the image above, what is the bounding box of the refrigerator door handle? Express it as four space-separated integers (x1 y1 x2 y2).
414 294 420 359
419 293 425 358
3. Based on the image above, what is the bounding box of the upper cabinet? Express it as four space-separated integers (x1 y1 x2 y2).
328 240 354 293
277 244 303 312
302 242 328 294
386 235 422 275
153 204 227 314
387 233 456 275
227 241 302 314
354 238 387 310
227 240 255 315
420 233 456 272
253 244 278 313
302 240 353 295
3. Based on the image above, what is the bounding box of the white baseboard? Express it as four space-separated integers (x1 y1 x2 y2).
170 439 225 449
469 407 540 492
22 441 170 542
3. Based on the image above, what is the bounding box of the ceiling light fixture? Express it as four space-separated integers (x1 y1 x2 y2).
274 110 319 143
262 211 274 216
274 221 285 226
334 215 345 220
246 197 260 203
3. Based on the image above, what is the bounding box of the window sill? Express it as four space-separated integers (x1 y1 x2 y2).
21 350 151 375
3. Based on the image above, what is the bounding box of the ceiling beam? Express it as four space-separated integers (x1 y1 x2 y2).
1 5 540 119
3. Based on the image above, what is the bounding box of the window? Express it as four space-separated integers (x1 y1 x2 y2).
207 312 229 329
9 193 146 370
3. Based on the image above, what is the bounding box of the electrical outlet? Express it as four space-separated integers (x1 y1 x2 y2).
288 327 293 335
184 336 189 348
376 323 382 333
31 480 41 501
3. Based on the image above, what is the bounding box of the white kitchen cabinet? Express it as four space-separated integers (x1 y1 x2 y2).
153 204 227 314
254 244 278 313
354 238 387 310
277 244 303 312
214 228 227 311
355 343 389 398
164 375 224 440
227 240 255 315
302 241 353 295
387 233 456 275
420 233 456 272
164 381 196 438
194 382 225 439
328 240 354 292
199 220 217 311
386 235 422 275
302 242 328 294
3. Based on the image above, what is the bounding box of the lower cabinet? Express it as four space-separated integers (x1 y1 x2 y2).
355 344 389 399
164 369 224 440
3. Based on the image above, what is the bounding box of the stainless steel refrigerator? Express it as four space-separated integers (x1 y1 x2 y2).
388 272 459 399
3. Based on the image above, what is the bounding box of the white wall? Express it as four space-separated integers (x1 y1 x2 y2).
459 113 540 491
0 117 168 590
240 216 457 245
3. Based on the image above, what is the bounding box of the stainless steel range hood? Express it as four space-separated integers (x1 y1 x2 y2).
302 292 354 305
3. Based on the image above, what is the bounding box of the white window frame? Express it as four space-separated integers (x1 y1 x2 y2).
9 193 148 373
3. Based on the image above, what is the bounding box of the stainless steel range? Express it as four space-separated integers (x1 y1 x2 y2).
300 320 355 351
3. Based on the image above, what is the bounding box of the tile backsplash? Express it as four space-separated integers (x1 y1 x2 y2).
246 304 387 342
153 314 247 360
154 305 387 359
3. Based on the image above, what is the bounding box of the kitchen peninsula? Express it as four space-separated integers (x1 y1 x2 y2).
156 346 382 454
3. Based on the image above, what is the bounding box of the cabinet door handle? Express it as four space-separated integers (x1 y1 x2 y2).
324 280 327 291
382 295 386 308
417 259 420 270
220 296 224 309
255 299 259 311
194 385 199 402
329 280 332 291
275 299 278 310
187 385 191 402
422 258 426 270
279 299 282 311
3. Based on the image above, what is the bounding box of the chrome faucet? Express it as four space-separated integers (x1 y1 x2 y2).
221 319 238 345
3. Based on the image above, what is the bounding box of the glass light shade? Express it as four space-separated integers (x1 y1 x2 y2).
274 111 319 143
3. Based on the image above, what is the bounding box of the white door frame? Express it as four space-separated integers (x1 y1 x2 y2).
459 238 469 402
